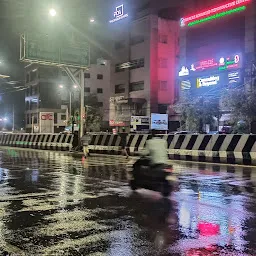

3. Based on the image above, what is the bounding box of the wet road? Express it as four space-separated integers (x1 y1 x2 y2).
0 148 256 255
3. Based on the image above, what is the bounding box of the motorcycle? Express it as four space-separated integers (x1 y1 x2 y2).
127 157 177 197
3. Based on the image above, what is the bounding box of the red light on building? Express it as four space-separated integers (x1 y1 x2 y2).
198 222 220 236
180 0 251 27
195 59 218 71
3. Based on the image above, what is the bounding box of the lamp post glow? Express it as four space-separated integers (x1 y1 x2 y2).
90 18 95 23
49 8 57 17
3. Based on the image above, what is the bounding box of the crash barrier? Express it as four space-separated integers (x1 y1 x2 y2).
0 133 73 151
88 134 256 165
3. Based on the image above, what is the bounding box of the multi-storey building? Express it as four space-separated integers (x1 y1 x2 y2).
25 65 68 133
109 1 181 131
25 59 111 133
178 0 256 129
84 58 111 129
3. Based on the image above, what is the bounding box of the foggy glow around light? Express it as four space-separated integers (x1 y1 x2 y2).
49 8 57 17
180 0 251 27
188 6 246 27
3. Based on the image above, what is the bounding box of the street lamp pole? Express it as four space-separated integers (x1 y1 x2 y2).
12 104 14 131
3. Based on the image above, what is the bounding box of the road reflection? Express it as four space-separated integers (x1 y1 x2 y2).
0 149 254 255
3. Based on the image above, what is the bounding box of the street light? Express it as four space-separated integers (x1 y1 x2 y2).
90 18 95 23
49 8 57 17
58 85 77 128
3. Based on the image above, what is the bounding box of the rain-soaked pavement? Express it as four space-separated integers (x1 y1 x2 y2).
0 148 256 255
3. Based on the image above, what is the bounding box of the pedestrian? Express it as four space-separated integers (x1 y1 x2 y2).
119 127 129 159
81 130 91 158
71 131 79 151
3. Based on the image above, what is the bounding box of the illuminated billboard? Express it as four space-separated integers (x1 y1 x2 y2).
196 75 221 88
109 4 129 23
151 114 168 130
178 54 242 77
180 70 242 92
180 0 251 27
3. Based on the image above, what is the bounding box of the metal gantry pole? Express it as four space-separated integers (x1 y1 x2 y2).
80 69 84 138
69 91 72 121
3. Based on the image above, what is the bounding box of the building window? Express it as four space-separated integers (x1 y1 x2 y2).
130 35 144 45
32 115 38 124
32 86 37 95
98 102 103 107
159 58 168 68
116 58 145 72
97 88 103 94
26 73 30 83
27 114 30 125
54 113 57 124
31 101 37 110
115 40 125 50
97 74 103 80
159 34 168 44
84 73 90 78
85 87 90 93
30 70 37 82
159 81 168 91
26 88 30 97
115 84 125 94
130 58 144 70
115 64 125 73
129 81 144 92
25 101 29 110
61 114 66 120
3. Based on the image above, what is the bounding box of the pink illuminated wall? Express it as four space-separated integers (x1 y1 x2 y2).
150 18 179 111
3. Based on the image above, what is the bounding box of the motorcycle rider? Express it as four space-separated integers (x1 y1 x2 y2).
143 129 168 167
134 129 168 171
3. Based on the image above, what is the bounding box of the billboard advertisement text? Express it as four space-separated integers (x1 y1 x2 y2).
151 114 168 130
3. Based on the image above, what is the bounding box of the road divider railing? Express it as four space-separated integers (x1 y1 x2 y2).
88 133 256 165
0 133 73 151
1 133 256 165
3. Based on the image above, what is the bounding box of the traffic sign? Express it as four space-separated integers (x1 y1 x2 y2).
20 33 90 68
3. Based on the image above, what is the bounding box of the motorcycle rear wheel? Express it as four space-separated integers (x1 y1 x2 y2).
129 180 137 190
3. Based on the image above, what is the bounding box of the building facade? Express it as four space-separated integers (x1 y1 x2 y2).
109 3 180 131
25 65 68 133
178 0 256 128
83 59 111 129
25 59 111 133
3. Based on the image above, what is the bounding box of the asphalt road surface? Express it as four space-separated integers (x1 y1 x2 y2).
0 147 256 255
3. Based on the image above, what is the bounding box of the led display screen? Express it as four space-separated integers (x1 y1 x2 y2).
180 70 242 93
180 0 251 27
178 54 242 77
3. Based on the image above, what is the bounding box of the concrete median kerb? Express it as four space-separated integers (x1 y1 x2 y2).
1 133 256 165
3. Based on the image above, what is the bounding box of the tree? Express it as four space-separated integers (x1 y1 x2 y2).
173 93 220 132
222 88 256 133
84 94 103 132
